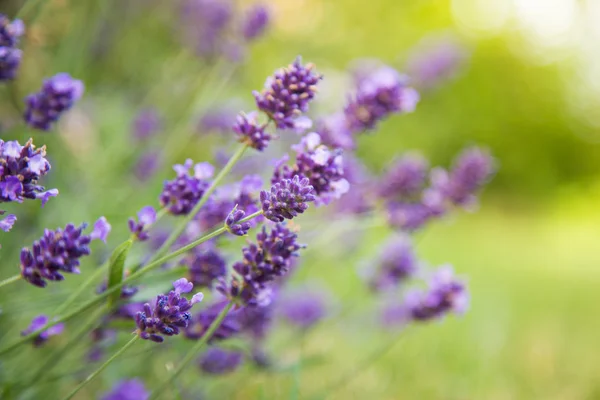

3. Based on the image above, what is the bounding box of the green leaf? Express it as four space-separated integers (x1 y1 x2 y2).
106 239 133 308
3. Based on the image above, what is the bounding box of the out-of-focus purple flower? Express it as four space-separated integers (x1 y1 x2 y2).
344 66 418 132
219 224 302 306
279 288 329 330
0 212 16 232
131 108 161 141
0 139 57 206
20 222 101 288
260 175 315 222
242 4 270 41
430 147 495 210
334 154 374 214
406 37 468 89
180 0 233 58
135 278 203 343
225 206 251 236
199 347 243 374
21 315 64 347
0 46 22 81
133 150 162 182
236 300 275 340
128 206 156 241
24 73 84 130
317 112 355 150
199 104 239 134
370 235 417 290
159 159 213 215
0 14 24 47
233 111 271 151
101 379 149 400
254 57 322 129
385 201 433 231
90 216 111 243
185 300 240 341
405 265 469 321
186 246 226 288
378 154 429 200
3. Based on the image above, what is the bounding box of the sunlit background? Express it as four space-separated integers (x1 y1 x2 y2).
1 0 600 398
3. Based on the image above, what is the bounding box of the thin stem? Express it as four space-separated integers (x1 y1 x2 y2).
0 211 262 356
149 301 234 400
0 274 21 289
62 335 139 400
150 144 248 262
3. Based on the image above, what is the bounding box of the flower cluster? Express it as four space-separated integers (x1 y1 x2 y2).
185 300 240 341
186 246 227 288
253 57 322 129
233 112 270 151
21 315 64 347
260 175 315 222
199 347 244 375
128 206 157 241
159 160 214 215
24 73 84 130
19 218 109 288
0 14 24 81
0 211 16 232
370 235 417 290
225 206 251 236
377 154 429 201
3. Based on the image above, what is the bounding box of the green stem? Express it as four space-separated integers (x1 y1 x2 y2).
149 301 234 400
150 144 248 262
62 335 139 400
0 211 262 356
0 274 21 289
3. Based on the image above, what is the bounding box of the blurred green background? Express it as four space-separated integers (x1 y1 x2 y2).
1 0 600 398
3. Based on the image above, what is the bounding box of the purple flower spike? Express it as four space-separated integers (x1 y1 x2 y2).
0 15 24 81
24 73 84 130
0 139 56 205
101 379 149 400
280 288 329 330
20 223 93 288
160 160 213 215
0 15 24 47
0 46 22 81
242 4 270 41
371 234 417 290
260 175 315 222
21 314 64 347
378 154 429 200
233 112 271 151
0 213 16 232
344 65 418 132
253 57 322 129
225 206 251 236
90 216 111 243
406 37 468 89
135 278 203 342
128 206 156 241
199 347 243 375
186 247 227 289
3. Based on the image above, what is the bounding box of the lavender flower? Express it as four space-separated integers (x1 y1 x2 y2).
385 201 433 232
199 348 243 374
20 219 107 288
159 160 214 215
0 46 22 81
0 15 24 47
180 0 233 58
253 57 322 129
344 66 419 132
131 108 161 141
21 315 64 347
406 37 467 89
186 247 226 288
0 139 57 206
101 379 149 400
0 15 24 81
90 216 111 243
24 73 84 130
225 206 251 236
378 154 429 200
219 224 303 305
0 212 16 232
405 265 468 321
371 235 417 290
280 289 328 330
233 112 271 151
237 300 274 340
135 278 203 343
260 175 315 222
185 300 240 341
317 112 355 150
242 4 270 41
128 206 156 241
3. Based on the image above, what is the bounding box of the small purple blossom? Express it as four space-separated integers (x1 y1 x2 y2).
128 206 156 241
90 216 111 243
101 379 149 400
24 73 84 130
344 66 419 132
242 4 270 41
185 300 240 341
370 235 417 290
0 212 16 232
0 138 57 206
20 222 100 288
180 0 233 58
280 289 328 330
131 108 161 141
21 315 64 347
199 347 244 374
233 112 271 151
378 154 429 200
225 206 251 236
0 15 24 47
135 278 203 343
260 175 315 222
186 247 226 288
0 15 24 81
159 159 213 215
253 57 322 129
0 46 22 81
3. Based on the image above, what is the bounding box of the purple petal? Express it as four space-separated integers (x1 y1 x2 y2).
0 214 17 232
46 323 64 336
191 292 204 305
293 116 313 133
2 141 22 158
1 176 23 201
173 278 193 294
28 154 49 175
137 206 157 226
194 162 214 180
30 315 49 331
173 159 193 176
37 189 58 207
90 216 111 243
